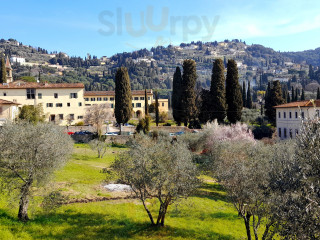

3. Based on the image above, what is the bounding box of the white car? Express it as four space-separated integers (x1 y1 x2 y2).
105 132 118 136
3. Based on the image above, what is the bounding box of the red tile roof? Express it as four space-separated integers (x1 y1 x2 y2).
274 100 320 108
0 82 84 89
84 90 153 96
0 99 20 105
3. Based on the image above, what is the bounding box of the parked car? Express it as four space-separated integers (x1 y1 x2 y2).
74 130 94 135
67 131 74 135
105 132 118 136
169 133 175 137
175 131 185 136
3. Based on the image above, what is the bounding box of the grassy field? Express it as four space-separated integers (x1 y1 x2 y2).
0 144 250 240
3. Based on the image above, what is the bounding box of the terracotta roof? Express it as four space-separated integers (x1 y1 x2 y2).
0 82 84 89
5 56 11 69
84 90 153 96
0 99 20 105
274 100 320 108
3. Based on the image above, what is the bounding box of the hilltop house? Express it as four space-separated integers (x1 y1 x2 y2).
275 100 320 140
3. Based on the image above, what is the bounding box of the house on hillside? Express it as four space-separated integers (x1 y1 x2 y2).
275 100 320 140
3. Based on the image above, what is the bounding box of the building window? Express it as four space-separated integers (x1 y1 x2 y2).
46 103 53 107
69 114 75 120
3 92 6 96
85 104 91 106
84 98 89 101
148 97 150 100
289 129 293 139
54 93 58 98
56 103 63 107
38 93 42 99
97 97 102 101
110 97 114 101
111 104 114 108
278 128 281 138
59 114 64 120
283 112 286 118
295 112 298 118
67 103 71 107
289 112 292 118
132 103 134 107
284 128 287 138
134 97 139 100
103 97 108 101
78 102 82 107
78 116 83 119
316 110 320 117
26 89 35 99
70 93 78 99
301 112 304 119
140 97 144 100
91 98 96 101
162 103 164 107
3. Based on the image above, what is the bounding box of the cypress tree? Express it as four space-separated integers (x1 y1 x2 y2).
172 67 183 125
317 87 320 100
144 89 148 116
226 59 243 123
265 80 285 125
242 81 247 108
295 88 298 101
209 59 226 123
155 90 159 126
291 86 295 102
287 92 291 103
282 88 287 103
115 67 132 131
0 58 6 83
246 81 252 109
181 59 197 126
301 89 305 101
265 82 271 118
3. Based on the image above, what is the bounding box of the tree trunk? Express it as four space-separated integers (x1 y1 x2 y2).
142 199 155 225
244 213 252 240
252 215 259 240
18 181 32 221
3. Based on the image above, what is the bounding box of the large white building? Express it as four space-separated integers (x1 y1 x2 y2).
275 100 320 139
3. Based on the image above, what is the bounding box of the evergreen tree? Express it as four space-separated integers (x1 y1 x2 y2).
265 80 285 124
181 59 197 126
155 90 159 126
144 89 148 116
246 81 252 109
209 59 226 123
295 88 299 101
242 81 247 108
287 92 291 103
265 82 271 118
172 67 183 125
301 89 305 101
282 88 287 103
309 64 314 79
291 86 295 102
226 59 243 123
115 67 132 130
317 87 320 100
0 58 6 83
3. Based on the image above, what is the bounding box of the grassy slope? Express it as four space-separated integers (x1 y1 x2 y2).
0 144 249 240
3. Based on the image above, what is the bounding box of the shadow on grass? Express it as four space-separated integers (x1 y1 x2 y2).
0 209 236 240
194 182 230 203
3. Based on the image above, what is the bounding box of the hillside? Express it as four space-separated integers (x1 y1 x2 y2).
1 38 319 97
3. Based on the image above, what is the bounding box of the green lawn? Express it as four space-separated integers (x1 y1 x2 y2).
0 143 250 240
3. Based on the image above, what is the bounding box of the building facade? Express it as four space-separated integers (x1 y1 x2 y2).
275 100 320 140
0 99 20 125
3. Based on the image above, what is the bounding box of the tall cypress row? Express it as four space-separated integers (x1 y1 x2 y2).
0 58 6 83
242 81 246 108
115 67 132 130
226 59 243 123
291 86 295 102
295 88 298 101
209 59 226 123
155 90 159 126
265 80 285 125
172 67 183 125
144 89 148 116
301 89 305 101
246 81 252 109
287 92 291 103
181 59 197 126
317 87 320 100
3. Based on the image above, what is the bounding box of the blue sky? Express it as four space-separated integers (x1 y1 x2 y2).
1 0 320 58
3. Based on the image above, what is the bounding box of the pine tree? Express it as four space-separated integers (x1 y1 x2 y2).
115 67 132 131
144 89 148 116
246 81 252 109
172 67 183 125
242 81 247 108
291 86 295 102
209 59 226 123
265 80 285 124
317 87 320 100
0 58 6 83
226 59 243 123
155 90 159 126
181 59 197 126
301 89 305 101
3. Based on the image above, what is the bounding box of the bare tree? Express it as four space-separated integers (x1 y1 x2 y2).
84 103 113 137
0 122 73 221
112 134 200 227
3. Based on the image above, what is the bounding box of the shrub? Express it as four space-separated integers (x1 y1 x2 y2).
74 121 84 126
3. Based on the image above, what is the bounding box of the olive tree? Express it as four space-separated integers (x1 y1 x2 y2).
89 139 111 158
112 134 200 227
0 122 73 221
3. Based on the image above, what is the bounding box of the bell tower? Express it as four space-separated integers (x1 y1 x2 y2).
5 56 13 83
